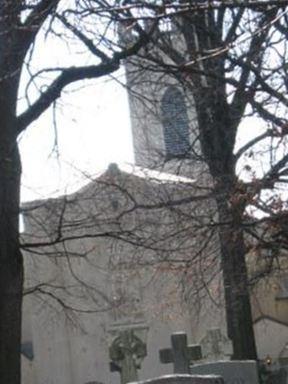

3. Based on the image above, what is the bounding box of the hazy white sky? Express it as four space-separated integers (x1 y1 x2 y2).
18 73 265 204
19 72 134 202
18 17 136 204
19 70 269 203
20 73 136 202
17 20 266 204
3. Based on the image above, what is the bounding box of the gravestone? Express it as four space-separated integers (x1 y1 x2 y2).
260 363 288 384
85 382 105 384
159 332 202 374
109 328 147 384
190 360 259 384
277 342 288 384
199 329 232 362
129 374 224 384
265 368 287 384
279 342 288 366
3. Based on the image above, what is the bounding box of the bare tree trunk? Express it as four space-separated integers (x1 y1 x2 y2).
192 76 258 359
216 187 257 360
0 2 26 380
0 144 23 383
0 75 23 383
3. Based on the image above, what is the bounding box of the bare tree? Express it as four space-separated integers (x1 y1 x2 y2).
21 163 224 378
2 1 288 382
0 1 159 382
113 0 288 360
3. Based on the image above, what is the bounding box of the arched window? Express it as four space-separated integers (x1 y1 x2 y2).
161 86 190 158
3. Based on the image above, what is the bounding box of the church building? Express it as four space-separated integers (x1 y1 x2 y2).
21 25 288 384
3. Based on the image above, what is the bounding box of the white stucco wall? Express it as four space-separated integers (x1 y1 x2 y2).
254 318 288 362
21 166 224 384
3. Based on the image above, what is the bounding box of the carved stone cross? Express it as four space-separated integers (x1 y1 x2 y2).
109 329 147 384
159 332 202 374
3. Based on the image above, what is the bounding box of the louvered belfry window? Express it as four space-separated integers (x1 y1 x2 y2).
161 86 190 158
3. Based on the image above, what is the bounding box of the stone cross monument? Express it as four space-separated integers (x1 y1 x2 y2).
159 332 202 374
109 329 147 384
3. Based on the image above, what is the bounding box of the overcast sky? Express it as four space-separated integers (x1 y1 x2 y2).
17 20 267 204
19 72 134 202
19 78 267 204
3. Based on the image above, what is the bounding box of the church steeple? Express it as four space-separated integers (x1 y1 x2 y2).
122 27 201 178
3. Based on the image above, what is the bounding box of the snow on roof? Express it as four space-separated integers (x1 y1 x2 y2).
115 163 196 184
21 162 195 208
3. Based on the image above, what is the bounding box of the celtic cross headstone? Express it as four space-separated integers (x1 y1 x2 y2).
109 329 147 384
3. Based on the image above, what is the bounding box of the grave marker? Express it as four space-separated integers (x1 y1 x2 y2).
109 328 147 384
190 360 259 384
199 329 232 362
129 374 224 384
159 333 202 374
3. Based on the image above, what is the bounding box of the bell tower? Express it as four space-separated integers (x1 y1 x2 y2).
121 24 201 179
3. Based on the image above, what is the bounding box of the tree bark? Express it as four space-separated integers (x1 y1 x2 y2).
0 68 23 384
189 77 258 358
0 2 27 380
0 156 23 383
215 182 257 360
0 134 23 383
